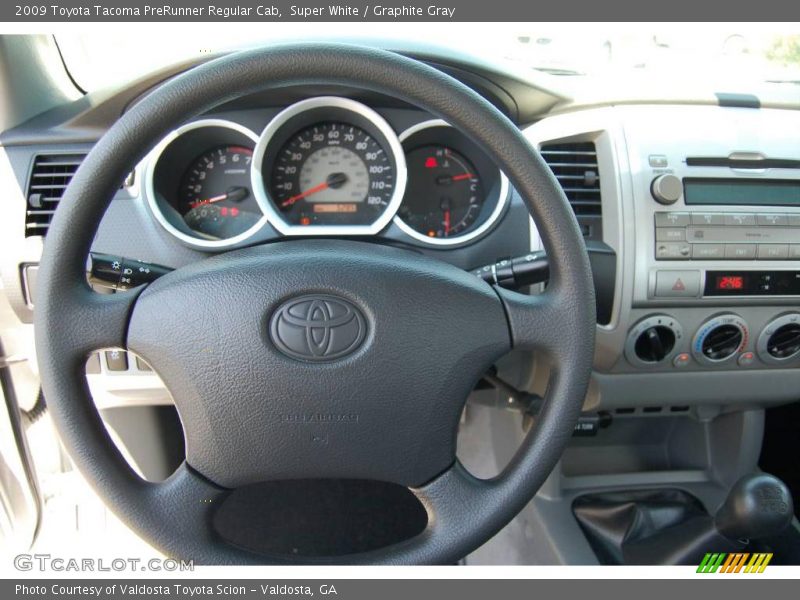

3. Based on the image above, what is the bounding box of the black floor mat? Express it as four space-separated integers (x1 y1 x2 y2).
759 401 800 520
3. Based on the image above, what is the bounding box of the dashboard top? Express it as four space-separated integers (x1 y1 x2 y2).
3 39 800 148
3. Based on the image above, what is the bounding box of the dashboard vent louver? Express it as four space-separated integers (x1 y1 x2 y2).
25 153 86 237
540 141 602 219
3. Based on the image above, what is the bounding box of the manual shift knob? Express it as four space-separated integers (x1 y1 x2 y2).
714 473 794 542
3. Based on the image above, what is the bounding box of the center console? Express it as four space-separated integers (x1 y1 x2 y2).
525 104 800 410
629 106 800 376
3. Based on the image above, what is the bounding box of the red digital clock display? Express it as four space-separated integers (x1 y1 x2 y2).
716 275 745 290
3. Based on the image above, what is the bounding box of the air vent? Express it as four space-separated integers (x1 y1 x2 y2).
540 141 602 216
25 153 85 237
540 141 602 240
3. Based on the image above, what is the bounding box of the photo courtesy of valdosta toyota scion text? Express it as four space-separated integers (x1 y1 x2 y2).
0 0 799 595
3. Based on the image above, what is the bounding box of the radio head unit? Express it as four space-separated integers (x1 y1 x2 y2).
683 178 800 207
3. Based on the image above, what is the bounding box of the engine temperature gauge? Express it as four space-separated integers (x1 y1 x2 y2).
397 145 483 239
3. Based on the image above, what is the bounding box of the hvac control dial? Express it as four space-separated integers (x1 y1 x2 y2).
625 315 684 368
692 314 749 366
757 313 800 365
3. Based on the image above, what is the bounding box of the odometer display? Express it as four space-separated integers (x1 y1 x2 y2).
269 122 395 226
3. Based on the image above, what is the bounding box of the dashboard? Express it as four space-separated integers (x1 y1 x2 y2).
2 52 800 417
145 97 508 250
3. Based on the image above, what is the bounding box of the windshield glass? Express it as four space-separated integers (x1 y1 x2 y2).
55 23 800 92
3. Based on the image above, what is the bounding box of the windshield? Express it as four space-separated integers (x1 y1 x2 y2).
55 23 800 92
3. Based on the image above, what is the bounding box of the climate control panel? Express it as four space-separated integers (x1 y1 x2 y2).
622 312 800 370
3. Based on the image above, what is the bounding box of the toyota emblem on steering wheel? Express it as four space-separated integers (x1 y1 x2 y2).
270 294 367 362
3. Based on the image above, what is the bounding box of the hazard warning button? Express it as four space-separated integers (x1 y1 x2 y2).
654 270 701 298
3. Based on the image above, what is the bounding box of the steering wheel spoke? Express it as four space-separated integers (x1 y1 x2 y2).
77 288 142 353
495 285 585 358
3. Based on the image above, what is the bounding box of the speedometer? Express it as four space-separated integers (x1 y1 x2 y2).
270 123 394 226
252 97 407 236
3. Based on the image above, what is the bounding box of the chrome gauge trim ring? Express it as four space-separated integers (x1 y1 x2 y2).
144 119 265 250
251 97 408 236
393 119 510 247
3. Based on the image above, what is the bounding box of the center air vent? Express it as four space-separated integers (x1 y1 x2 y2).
25 153 86 237
540 140 602 240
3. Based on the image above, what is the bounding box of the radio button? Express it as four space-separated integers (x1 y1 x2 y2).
725 244 757 260
692 244 725 259
655 212 690 227
655 228 686 242
655 242 691 260
758 244 790 259
692 213 725 226
758 214 788 226
724 213 757 226
655 270 701 297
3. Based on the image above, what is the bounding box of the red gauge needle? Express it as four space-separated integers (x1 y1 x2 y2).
189 193 228 209
443 209 451 236
451 173 474 182
280 181 329 207
280 172 349 207
189 187 249 209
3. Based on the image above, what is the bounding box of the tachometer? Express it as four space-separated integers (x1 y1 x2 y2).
252 97 407 236
146 119 266 249
179 145 260 239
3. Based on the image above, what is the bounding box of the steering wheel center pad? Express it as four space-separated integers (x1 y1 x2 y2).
128 239 511 488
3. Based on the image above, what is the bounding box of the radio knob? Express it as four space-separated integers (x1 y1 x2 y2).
651 174 682 205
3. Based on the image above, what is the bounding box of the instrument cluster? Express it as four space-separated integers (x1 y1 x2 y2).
146 97 509 249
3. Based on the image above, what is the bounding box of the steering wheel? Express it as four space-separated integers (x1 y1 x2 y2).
34 44 595 565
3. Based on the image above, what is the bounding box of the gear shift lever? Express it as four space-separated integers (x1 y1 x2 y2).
575 473 795 565
715 473 794 542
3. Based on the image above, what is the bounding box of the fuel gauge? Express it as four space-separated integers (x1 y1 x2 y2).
397 145 483 238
